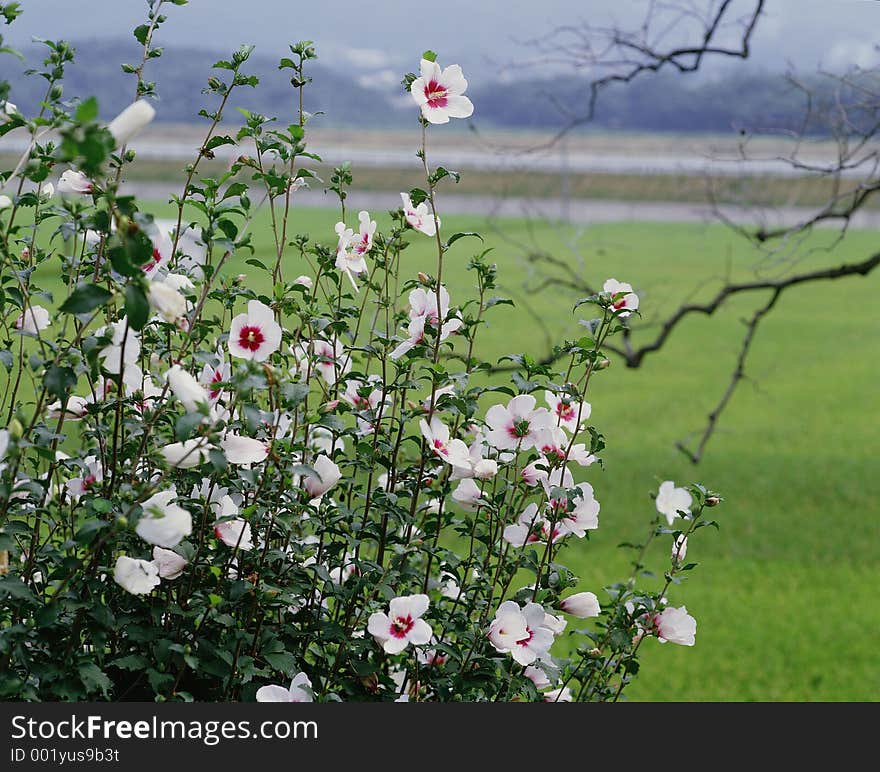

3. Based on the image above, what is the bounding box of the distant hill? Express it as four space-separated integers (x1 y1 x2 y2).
4 41 873 135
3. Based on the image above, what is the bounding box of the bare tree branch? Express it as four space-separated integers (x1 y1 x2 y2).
676 287 781 464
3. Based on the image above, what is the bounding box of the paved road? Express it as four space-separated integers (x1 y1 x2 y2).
123 181 880 229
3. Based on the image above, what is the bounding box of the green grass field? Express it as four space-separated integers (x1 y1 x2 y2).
30 201 880 700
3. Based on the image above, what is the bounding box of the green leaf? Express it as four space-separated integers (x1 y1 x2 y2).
133 24 150 46
74 96 99 124
74 519 108 545
59 283 113 314
422 50 437 62
175 412 205 442
446 231 483 249
124 283 149 331
0 576 36 603
44 365 77 402
78 663 111 696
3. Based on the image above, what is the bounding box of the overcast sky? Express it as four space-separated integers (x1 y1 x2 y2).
6 0 880 77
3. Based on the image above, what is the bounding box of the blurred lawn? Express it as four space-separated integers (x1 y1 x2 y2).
34 202 880 700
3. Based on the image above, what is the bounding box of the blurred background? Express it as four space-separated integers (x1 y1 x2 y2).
3 0 878 700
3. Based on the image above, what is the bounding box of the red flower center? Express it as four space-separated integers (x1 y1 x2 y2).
556 402 575 421
516 627 534 647
210 370 223 399
612 297 627 310
432 438 448 456
238 325 265 352
150 247 163 266
508 418 531 439
390 614 415 639
424 79 449 109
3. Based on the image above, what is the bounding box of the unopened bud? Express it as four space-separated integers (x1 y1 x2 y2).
360 673 379 693
321 399 340 413
417 272 431 286
234 274 246 284
597 358 611 370
8 418 23 441
589 647 601 657
20 247 30 260
705 495 721 507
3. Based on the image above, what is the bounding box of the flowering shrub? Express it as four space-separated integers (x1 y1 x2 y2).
0 2 722 702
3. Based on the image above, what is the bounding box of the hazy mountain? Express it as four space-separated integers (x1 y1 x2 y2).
4 0 880 82
4 39 869 136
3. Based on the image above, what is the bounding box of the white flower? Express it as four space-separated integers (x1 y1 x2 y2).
544 686 573 702
335 212 374 289
228 299 282 362
256 672 313 702
488 601 556 666
0 194 11 210
136 489 193 548
214 518 254 551
655 480 692 525
559 592 601 618
543 612 567 635
400 192 439 237
544 390 590 434
165 364 210 413
451 478 484 511
108 100 156 146
367 594 433 654
502 503 543 548
148 280 188 323
485 394 553 451
291 337 351 386
293 275 313 289
47 395 90 420
15 305 50 335
303 454 341 498
439 574 461 601
160 438 213 469
672 534 688 565
38 182 54 200
524 666 551 690
473 458 498 479
57 169 93 195
0 429 8 462
420 416 471 470
114 555 160 595
603 278 639 317
152 546 187 580
65 455 103 498
143 225 173 278
1 101 19 121
655 605 697 646
410 57 474 125
390 286 462 359
549 481 600 540
220 434 268 466
199 355 230 403
97 321 141 375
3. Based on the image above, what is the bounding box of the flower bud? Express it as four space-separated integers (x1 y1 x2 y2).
0 194 11 210
108 100 156 146
559 591 601 618
8 418 23 441
417 272 431 286
705 495 721 507
597 358 611 370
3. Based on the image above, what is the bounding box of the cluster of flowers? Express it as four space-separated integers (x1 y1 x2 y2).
0 40 711 703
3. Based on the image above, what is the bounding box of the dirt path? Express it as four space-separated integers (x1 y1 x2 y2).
123 181 880 230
